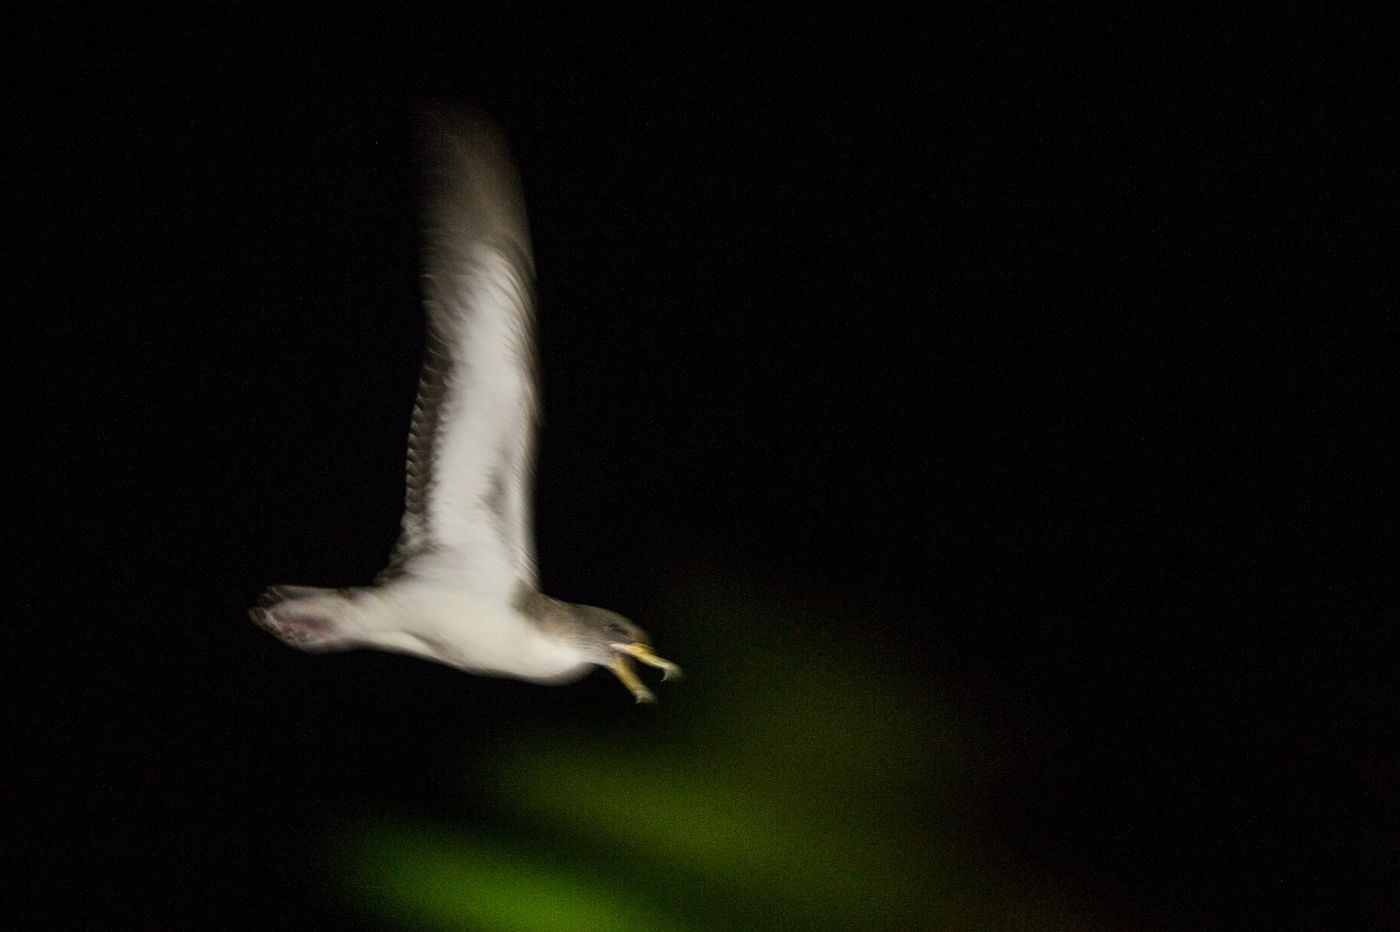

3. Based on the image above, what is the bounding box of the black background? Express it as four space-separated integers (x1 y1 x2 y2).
11 6 1393 929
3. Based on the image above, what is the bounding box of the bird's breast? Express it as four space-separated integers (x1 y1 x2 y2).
357 582 591 682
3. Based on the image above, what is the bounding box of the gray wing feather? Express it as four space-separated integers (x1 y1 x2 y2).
379 106 540 597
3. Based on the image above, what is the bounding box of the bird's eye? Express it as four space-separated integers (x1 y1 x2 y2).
607 622 625 635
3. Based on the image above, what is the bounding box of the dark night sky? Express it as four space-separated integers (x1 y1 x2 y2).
11 6 1394 929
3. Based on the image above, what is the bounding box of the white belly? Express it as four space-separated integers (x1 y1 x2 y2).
349 582 590 682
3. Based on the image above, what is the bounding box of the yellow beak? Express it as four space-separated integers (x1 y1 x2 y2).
608 642 682 702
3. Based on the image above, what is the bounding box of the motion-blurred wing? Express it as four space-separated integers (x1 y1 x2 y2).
380 107 539 598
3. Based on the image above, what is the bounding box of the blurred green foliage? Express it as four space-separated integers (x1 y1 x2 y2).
332 569 1109 930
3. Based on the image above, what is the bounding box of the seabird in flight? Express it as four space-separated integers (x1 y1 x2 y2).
251 106 679 702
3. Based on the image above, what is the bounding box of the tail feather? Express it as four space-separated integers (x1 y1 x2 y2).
251 585 357 652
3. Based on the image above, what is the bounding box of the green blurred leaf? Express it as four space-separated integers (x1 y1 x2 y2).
332 568 1114 931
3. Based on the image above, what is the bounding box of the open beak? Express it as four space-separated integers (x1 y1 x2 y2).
608 642 682 703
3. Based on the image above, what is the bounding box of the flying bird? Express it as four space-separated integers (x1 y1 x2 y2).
251 106 679 702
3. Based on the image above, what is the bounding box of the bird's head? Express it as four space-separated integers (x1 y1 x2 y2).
571 606 681 703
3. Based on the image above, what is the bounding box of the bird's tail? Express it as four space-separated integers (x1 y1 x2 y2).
251 585 358 652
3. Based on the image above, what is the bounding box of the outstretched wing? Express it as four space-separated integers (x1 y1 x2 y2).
379 106 539 598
